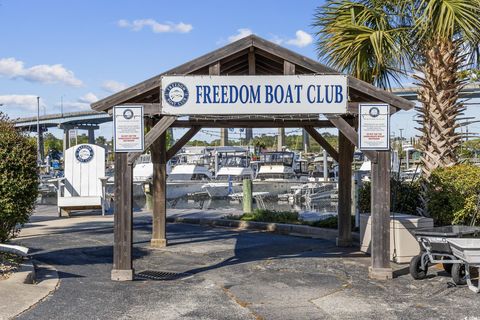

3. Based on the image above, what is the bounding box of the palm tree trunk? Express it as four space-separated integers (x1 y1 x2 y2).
414 39 466 216
414 39 465 178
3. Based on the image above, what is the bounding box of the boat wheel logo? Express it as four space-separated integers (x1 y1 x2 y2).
369 107 380 118
164 82 189 107
123 109 134 120
75 145 94 163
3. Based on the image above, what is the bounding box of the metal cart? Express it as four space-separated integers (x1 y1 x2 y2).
447 238 480 293
410 226 480 284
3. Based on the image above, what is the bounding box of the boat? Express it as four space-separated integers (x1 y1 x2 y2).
202 152 254 198
167 164 212 199
253 151 308 195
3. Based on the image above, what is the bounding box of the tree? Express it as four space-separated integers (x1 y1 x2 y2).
313 0 480 178
43 133 62 153
0 113 38 242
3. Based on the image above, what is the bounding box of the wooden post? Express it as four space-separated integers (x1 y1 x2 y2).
369 151 393 279
150 131 167 247
111 152 134 281
243 179 253 214
337 132 354 247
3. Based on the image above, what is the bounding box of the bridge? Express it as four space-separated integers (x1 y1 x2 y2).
14 110 112 156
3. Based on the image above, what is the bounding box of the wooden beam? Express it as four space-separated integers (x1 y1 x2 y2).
166 126 201 161
348 77 414 111
150 131 168 248
337 132 354 247
303 126 339 162
248 47 255 75
111 153 134 281
92 36 253 112
169 119 335 128
127 115 176 164
369 150 393 279
325 115 377 162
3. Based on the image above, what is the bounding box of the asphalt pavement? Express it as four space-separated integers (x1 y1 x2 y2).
11 206 480 320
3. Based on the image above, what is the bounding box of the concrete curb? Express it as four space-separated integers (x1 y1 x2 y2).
0 261 59 320
166 217 360 242
7 260 36 284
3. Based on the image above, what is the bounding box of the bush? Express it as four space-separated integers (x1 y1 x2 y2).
0 113 38 242
426 164 480 226
309 215 356 230
239 209 300 224
358 178 421 215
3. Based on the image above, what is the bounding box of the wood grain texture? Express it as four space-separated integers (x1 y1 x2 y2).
371 150 391 269
150 131 167 246
337 132 354 246
113 153 133 271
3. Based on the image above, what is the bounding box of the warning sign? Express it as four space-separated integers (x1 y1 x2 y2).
359 104 390 151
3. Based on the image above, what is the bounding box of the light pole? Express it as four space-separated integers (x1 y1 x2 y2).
37 97 41 165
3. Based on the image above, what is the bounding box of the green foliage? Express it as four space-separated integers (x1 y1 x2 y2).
43 133 62 153
0 113 38 242
309 216 356 230
358 178 421 215
426 164 480 226
238 209 300 224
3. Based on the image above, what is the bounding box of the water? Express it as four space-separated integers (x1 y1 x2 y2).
167 197 337 217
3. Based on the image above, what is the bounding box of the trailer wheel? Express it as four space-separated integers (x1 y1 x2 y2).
442 257 453 275
452 263 467 285
410 254 428 280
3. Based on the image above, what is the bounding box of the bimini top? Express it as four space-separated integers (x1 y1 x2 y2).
91 35 413 115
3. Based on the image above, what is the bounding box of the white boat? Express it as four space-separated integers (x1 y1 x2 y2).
202 154 254 198
253 151 308 195
167 164 212 199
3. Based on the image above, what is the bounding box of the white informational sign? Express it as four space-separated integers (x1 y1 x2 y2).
113 106 144 152
161 75 348 115
359 103 390 150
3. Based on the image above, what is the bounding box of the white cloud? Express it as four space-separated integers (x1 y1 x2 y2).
78 92 99 104
286 30 313 48
0 57 83 87
102 80 128 93
227 28 253 43
0 95 46 112
118 19 193 33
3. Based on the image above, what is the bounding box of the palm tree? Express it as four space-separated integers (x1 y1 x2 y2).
313 0 480 178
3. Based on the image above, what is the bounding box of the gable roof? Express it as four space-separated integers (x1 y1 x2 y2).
91 34 413 113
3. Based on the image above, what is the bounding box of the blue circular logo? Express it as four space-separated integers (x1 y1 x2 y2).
75 145 94 163
164 82 189 107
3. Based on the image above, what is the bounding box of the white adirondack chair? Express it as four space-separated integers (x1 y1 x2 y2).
57 144 108 216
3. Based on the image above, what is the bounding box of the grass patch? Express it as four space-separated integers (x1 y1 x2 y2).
308 216 357 231
225 210 358 231
226 209 300 224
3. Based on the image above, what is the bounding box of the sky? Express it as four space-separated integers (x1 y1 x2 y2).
0 0 478 142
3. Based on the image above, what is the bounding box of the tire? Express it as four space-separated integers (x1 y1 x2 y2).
410 254 428 280
452 263 467 285
442 257 453 275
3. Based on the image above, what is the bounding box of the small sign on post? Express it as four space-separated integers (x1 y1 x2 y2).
113 106 144 152
359 103 390 151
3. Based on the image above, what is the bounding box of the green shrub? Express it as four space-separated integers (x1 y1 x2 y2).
239 209 300 224
0 113 38 242
308 215 355 230
426 164 480 226
358 178 421 215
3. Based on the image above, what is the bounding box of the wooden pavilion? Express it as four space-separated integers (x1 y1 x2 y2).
91 35 414 281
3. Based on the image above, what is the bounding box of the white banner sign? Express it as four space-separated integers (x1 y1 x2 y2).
359 103 390 150
161 75 347 115
113 106 144 152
